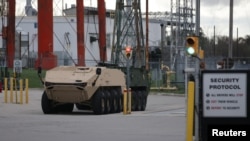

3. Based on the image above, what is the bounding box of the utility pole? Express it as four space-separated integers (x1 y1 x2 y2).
229 0 233 58
145 0 149 71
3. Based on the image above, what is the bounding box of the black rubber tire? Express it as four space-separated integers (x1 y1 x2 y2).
135 91 142 111
92 90 105 115
131 90 137 111
119 89 123 112
115 90 122 113
104 90 111 114
140 90 147 111
110 89 120 113
109 90 116 113
41 91 56 114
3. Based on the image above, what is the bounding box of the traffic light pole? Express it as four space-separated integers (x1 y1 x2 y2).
184 1 201 141
126 58 130 92
195 1 200 141
126 57 131 114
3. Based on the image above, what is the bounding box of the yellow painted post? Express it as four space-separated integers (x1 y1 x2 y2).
14 77 18 104
127 88 131 114
4 78 7 103
186 81 195 141
123 89 127 115
10 77 13 103
20 79 23 104
25 79 29 104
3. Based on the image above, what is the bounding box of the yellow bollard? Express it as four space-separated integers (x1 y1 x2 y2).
14 77 18 104
186 81 195 141
25 79 29 104
20 79 23 104
10 77 14 103
123 89 128 115
127 88 131 114
4 78 7 103
3 77 29 105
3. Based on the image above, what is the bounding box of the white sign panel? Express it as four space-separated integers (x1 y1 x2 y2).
203 73 247 117
13 60 22 73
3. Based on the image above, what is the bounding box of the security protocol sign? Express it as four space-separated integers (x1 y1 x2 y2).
203 72 247 117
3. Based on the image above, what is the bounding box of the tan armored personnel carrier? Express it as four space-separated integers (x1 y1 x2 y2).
38 66 126 115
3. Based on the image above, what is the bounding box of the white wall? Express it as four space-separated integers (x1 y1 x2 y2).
0 16 161 66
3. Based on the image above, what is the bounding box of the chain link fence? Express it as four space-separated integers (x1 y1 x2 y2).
4 53 250 93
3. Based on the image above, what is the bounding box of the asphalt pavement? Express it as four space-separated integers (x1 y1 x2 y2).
0 88 186 141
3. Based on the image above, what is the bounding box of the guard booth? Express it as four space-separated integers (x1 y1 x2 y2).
200 70 250 141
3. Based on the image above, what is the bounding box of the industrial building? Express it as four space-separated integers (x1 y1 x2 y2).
0 4 162 68
0 0 196 89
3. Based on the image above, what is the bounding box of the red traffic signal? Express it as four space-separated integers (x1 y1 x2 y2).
125 46 132 58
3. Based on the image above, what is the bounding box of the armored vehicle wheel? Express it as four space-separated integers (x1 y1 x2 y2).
103 90 111 114
131 90 137 111
140 90 147 111
135 91 142 111
115 88 123 112
92 90 105 115
114 92 121 113
41 91 56 114
110 89 120 113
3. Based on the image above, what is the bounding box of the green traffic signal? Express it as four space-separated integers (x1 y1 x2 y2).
186 36 199 55
186 47 195 55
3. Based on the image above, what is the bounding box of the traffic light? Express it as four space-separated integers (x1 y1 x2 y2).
199 49 204 59
186 36 199 56
125 46 132 59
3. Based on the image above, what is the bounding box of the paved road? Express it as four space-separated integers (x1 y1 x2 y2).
0 89 186 141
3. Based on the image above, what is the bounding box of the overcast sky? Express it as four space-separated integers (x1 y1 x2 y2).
16 0 250 38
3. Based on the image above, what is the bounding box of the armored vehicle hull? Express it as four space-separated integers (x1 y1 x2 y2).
41 66 126 115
